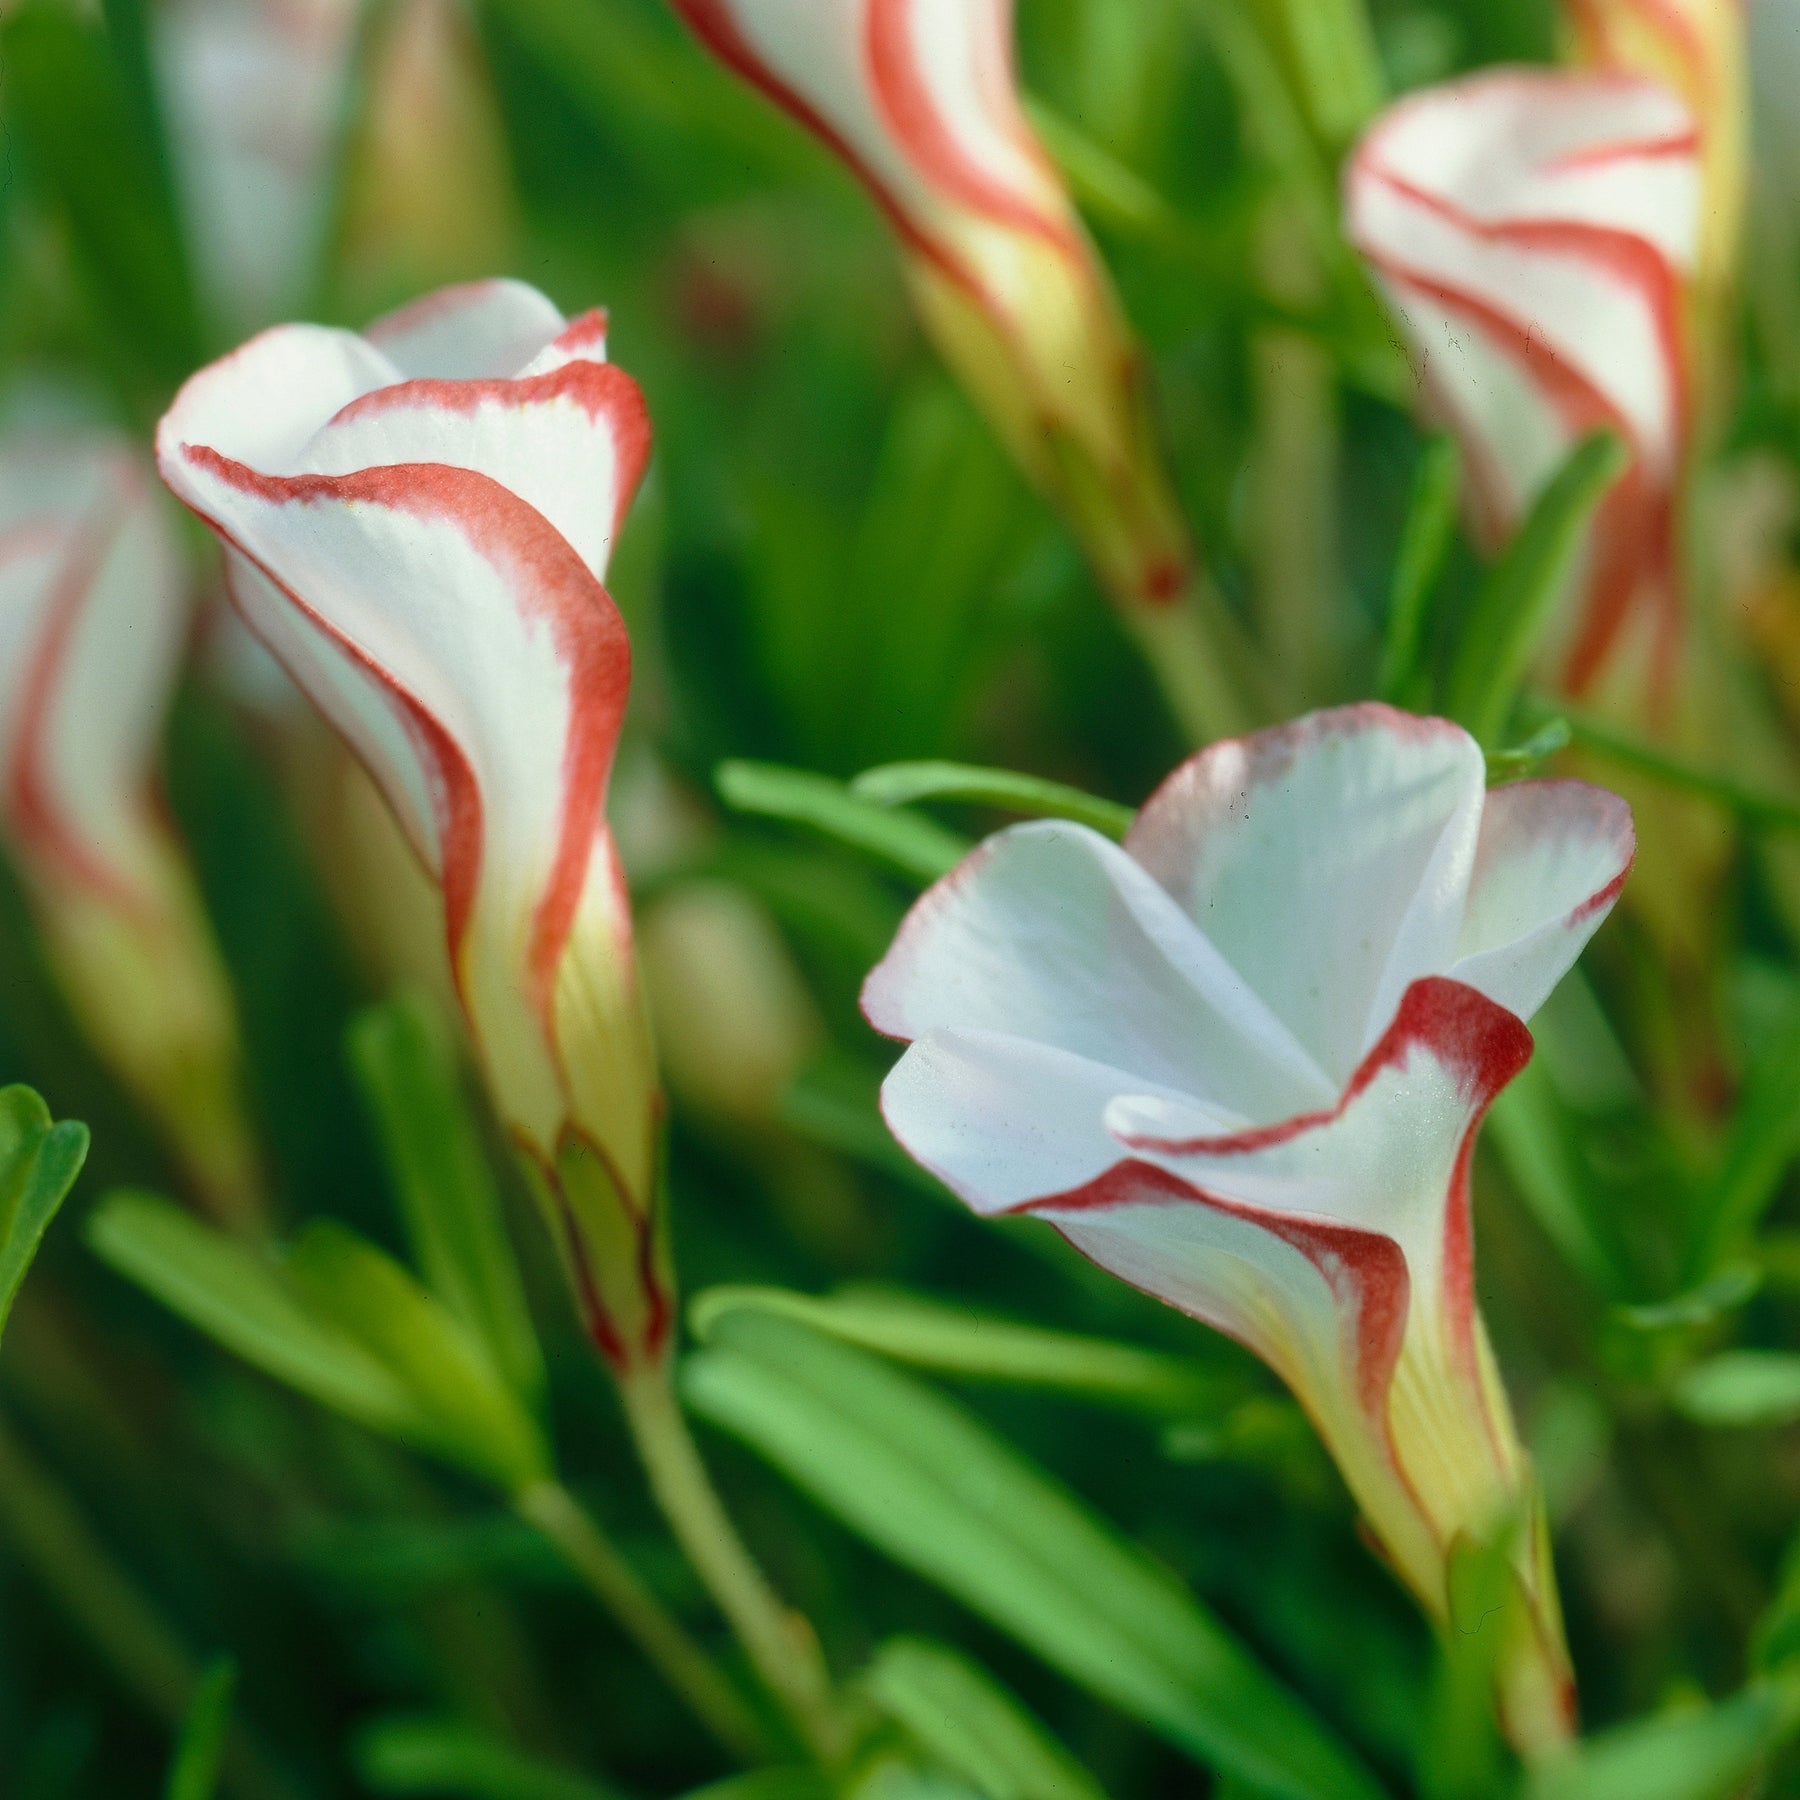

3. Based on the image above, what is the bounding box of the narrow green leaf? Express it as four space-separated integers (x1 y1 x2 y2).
86 1192 416 1437
347 994 544 1403
682 1315 1386 1800
1444 431 1628 747
0 1086 89 1343
676 1774 832 1800
1526 1675 1800 1800
286 1223 550 1493
850 763 1135 840
1378 435 1461 705
864 1636 1106 1800
1486 717 1572 784
716 762 969 884
1674 1352 1800 1428
355 1715 623 1800
1691 995 1800 1277
691 1286 1252 1418
164 1658 235 1800
1486 1066 1619 1294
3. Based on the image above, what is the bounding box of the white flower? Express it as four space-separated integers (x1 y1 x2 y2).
158 279 667 1366
865 704 1635 1751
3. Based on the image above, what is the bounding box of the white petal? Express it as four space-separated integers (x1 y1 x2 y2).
1105 977 1533 1305
669 0 1065 249
0 437 188 898
297 361 651 585
1125 704 1487 1085
160 323 397 475
1449 779 1634 1018
365 278 570 379
862 819 1334 1124
157 442 631 1144
879 1027 1231 1216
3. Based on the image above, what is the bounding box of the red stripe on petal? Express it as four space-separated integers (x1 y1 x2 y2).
864 0 1075 252
4 483 146 908
173 448 631 1032
1113 977 1533 1160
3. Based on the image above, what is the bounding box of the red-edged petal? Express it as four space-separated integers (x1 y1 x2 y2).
670 0 1072 267
861 818 1334 1126
1345 69 1699 694
0 436 189 904
1124 704 1487 1087
156 439 630 1139
299 361 651 586
1449 778 1634 1016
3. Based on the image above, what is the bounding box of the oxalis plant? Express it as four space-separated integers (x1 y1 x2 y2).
8 0 1800 1795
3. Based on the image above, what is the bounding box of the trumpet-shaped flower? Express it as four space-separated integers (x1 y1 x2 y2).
668 0 1228 727
156 279 666 1369
1346 71 1701 709
1565 0 1745 287
864 705 1634 1752
0 431 261 1226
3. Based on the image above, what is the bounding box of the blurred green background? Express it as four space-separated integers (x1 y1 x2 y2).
9 0 1800 1794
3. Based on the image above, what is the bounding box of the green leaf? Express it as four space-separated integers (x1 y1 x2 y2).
682 1314 1386 1800
1443 431 1629 747
86 1196 548 1490
0 2 202 387
1486 1065 1619 1295
676 1775 833 1800
850 763 1134 840
716 762 969 884
164 1658 235 1800
863 1636 1105 1800
347 994 544 1403
285 1223 550 1492
0 1086 89 1344
1674 1352 1800 1428
1526 1675 1800 1800
86 1191 416 1436
354 1715 623 1800
1689 994 1800 1277
1378 435 1462 706
691 1286 1252 1418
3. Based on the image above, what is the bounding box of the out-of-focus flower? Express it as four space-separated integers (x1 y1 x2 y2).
157 279 667 1371
667 0 1249 740
1346 71 1701 714
1565 0 1745 289
0 432 262 1228
155 0 361 335
864 704 1635 1753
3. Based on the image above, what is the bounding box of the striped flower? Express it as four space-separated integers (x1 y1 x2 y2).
1566 0 1745 288
667 0 1230 728
157 279 668 1369
0 430 261 1226
865 706 1636 1753
1346 70 1701 709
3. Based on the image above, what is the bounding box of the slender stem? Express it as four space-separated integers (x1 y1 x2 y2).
514 1478 771 1765
0 1411 301 1800
1124 578 1272 747
616 1360 845 1764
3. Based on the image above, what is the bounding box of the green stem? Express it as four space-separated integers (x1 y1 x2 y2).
514 1478 771 1765
617 1361 844 1764
1126 577 1271 746
0 1411 301 1800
